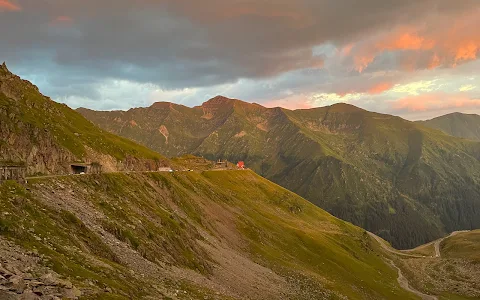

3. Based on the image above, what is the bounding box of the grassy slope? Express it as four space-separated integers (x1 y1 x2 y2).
442 230 480 263
419 113 480 141
78 99 480 249
1 171 418 299
0 91 163 160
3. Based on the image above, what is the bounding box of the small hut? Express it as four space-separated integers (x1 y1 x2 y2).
214 159 228 169
0 161 27 184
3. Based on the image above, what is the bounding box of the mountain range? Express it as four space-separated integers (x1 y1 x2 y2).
1 64 479 299
0 64 425 299
78 96 480 249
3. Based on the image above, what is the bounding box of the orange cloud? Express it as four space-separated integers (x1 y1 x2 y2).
334 81 395 97
427 54 441 70
377 32 435 51
455 41 479 62
354 54 375 73
340 44 354 56
368 82 395 95
0 0 20 12
392 93 480 113
263 94 313 110
350 10 480 72
50 16 74 26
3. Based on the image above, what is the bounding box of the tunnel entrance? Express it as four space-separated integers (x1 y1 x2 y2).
71 165 88 174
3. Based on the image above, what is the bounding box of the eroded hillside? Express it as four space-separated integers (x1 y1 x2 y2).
0 171 417 300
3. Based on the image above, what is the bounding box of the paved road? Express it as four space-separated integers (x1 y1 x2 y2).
367 232 427 258
368 230 471 300
433 230 470 258
368 232 438 299
388 260 438 300
25 170 182 180
385 259 438 300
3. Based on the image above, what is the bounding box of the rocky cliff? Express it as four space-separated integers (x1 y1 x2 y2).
0 63 168 175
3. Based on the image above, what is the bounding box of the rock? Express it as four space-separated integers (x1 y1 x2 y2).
62 280 73 289
19 290 40 300
40 273 71 287
62 287 82 299
8 275 26 293
27 281 44 287
0 290 18 300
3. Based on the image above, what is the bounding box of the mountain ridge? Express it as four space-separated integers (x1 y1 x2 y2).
1 67 478 299
79 96 480 249
0 63 169 175
418 112 480 141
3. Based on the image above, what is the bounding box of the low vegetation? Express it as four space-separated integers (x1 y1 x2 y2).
1 171 420 299
79 96 480 249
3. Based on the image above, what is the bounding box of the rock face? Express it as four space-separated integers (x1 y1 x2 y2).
79 97 480 249
0 64 168 175
0 237 81 299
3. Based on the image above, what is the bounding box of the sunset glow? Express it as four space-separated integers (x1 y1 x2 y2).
0 0 479 120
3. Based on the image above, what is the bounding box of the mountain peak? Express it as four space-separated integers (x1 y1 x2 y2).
0 62 11 76
151 101 176 109
202 95 236 107
328 102 365 113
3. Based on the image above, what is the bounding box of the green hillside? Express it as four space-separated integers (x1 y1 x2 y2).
0 63 168 175
0 170 420 299
442 230 480 263
79 96 480 249
419 112 480 141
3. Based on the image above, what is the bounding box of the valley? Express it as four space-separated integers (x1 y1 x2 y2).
1 65 479 299
2 0 480 298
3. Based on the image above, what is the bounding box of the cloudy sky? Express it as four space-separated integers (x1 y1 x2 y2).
1 0 479 120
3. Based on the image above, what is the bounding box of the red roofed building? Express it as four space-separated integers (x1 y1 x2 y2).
237 161 245 169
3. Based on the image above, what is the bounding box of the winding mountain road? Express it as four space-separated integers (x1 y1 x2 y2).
367 232 427 258
367 232 438 299
433 230 470 258
368 230 472 300
386 259 438 300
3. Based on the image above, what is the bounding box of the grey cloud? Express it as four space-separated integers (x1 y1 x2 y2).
0 0 479 110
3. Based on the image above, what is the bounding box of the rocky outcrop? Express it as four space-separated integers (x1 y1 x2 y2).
0 237 82 300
